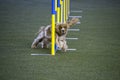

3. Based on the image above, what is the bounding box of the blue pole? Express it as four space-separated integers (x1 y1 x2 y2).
57 0 61 7
52 0 56 14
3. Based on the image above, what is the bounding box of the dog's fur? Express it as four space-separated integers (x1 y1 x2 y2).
31 18 79 52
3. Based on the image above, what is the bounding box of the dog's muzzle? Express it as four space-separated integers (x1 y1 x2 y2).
61 30 65 33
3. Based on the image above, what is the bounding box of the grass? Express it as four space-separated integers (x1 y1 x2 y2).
0 0 120 80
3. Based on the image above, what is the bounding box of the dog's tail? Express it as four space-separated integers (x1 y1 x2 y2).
67 18 80 26
35 26 45 35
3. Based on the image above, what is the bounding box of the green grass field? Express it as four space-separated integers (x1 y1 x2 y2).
0 0 120 80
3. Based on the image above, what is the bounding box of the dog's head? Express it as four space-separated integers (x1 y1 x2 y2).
56 23 69 36
55 18 79 36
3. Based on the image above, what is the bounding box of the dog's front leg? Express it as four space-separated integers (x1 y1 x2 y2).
62 40 68 52
56 35 62 49
63 41 68 52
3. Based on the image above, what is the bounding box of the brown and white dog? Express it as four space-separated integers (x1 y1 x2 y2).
31 18 79 52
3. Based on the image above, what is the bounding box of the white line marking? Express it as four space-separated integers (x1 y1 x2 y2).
31 53 51 56
71 10 83 13
67 48 77 51
69 16 82 18
66 38 78 40
68 29 80 31
31 49 77 56
76 22 81 24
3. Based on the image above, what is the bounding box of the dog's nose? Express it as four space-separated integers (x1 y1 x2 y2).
62 30 64 32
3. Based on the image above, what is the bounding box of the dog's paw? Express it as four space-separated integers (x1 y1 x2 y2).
31 45 37 48
41 43 49 49
61 48 67 52
62 44 68 52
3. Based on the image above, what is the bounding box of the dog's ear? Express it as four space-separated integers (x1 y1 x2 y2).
67 18 79 27
50 23 59 33
66 24 70 28
55 24 61 33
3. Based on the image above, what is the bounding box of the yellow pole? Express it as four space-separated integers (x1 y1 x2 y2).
57 7 60 23
63 0 66 23
51 14 55 56
51 0 56 56
55 0 57 11
57 0 61 23
68 0 70 16
65 0 67 21
66 0 68 21
64 0 66 22
60 0 63 23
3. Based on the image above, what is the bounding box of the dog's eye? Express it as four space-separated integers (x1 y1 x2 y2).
59 26 62 29
63 26 67 28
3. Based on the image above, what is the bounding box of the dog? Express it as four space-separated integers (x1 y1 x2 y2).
31 18 79 52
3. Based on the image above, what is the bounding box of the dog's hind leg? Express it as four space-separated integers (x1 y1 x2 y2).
31 40 38 48
31 38 43 48
31 31 44 48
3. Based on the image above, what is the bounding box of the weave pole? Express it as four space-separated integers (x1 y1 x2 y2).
60 0 63 23
63 0 66 23
51 0 56 56
51 0 71 55
57 0 61 23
